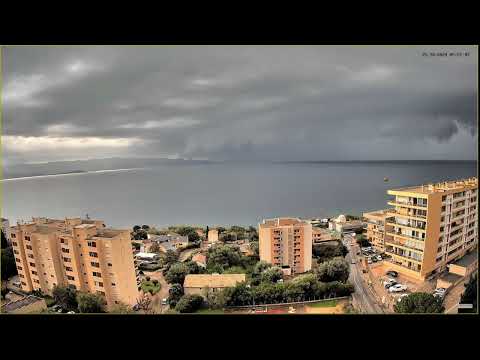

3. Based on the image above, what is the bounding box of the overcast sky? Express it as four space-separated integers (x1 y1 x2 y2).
2 45 477 166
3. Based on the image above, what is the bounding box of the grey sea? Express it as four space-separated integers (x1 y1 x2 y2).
2 161 477 228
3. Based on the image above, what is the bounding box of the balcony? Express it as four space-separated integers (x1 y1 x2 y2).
385 239 424 252
388 201 427 209
386 209 427 220
383 258 422 273
387 219 426 231
384 250 423 264
387 230 425 243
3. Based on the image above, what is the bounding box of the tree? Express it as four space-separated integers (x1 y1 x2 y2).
205 289 227 309
219 232 237 242
162 250 180 272
133 225 141 232
175 294 204 313
167 284 184 307
1 246 17 280
184 260 203 275
131 241 142 250
261 266 283 283
250 241 259 257
1 230 8 249
206 244 242 272
142 225 150 230
460 273 477 313
52 285 78 311
316 257 350 283
149 242 161 253
165 263 189 284
136 293 153 314
77 292 106 313
394 292 444 313
217 227 226 234
313 242 348 262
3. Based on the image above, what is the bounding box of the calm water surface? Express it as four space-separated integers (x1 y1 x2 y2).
2 162 476 228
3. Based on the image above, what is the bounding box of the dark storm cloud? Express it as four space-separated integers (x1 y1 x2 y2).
2 45 477 164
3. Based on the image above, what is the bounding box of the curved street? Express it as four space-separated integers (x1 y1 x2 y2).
343 234 384 314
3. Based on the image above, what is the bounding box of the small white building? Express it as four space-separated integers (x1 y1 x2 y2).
135 252 160 261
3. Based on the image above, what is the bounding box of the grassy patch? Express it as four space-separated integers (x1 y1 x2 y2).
308 300 338 308
140 280 161 295
195 308 225 314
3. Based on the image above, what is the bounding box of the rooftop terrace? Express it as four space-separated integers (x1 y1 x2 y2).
389 177 477 195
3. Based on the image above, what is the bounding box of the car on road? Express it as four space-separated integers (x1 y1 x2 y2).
388 284 407 293
386 271 398 278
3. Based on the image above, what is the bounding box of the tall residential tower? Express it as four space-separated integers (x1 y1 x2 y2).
384 177 477 280
10 217 139 309
259 217 312 274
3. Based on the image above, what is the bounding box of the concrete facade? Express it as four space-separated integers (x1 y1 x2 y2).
384 177 477 280
259 217 312 274
10 217 139 309
363 210 394 252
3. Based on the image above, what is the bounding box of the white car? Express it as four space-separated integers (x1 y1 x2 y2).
383 278 396 288
376 255 382 261
367 258 373 264
434 288 447 294
388 284 407 293
161 298 168 305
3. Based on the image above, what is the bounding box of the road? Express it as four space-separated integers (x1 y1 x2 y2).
343 234 384 314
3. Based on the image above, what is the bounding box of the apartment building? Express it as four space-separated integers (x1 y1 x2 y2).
10 217 139 309
363 210 394 252
259 217 312 274
384 177 477 280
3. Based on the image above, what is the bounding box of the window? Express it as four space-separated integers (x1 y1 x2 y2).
12 241 18 246
26 245 32 250
97 291 106 296
65 266 73 272
94 281 104 287
60 239 66 244
63 257 71 262
14 250 19 254
89 252 98 258
67 275 75 281
25 236 31 241
61 248 70 253
21 282 26 286
87 241 97 248
29 262 35 267
92 271 102 277
17 266 22 270
12 234 16 238
28 254 34 259
91 262 100 268
442 195 447 201
32 271 38 275
19 274 25 278
108 263 112 267
111 283 116 286
15 258 21 263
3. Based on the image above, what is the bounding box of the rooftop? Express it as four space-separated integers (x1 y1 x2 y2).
388 177 477 195
260 217 308 228
452 250 478 268
1 295 44 313
184 274 246 288
363 209 393 220
439 272 463 284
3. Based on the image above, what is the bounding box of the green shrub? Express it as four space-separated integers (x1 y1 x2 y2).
175 294 204 313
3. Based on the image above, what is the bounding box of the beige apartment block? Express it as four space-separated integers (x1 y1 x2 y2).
10 217 139 310
207 228 219 243
384 177 478 280
259 217 312 274
363 210 394 252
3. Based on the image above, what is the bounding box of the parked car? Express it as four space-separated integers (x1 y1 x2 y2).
367 259 373 264
383 278 397 288
386 271 398 278
351 260 356 264
161 298 168 306
376 255 382 261
67 311 75 314
434 287 447 294
388 284 407 293
371 257 378 263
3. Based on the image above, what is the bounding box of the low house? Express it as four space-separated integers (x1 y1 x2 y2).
312 227 339 244
150 233 189 252
239 242 253 256
448 250 478 278
1 295 47 314
192 253 207 267
329 214 365 234
135 252 160 262
436 249 478 290
183 274 246 296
